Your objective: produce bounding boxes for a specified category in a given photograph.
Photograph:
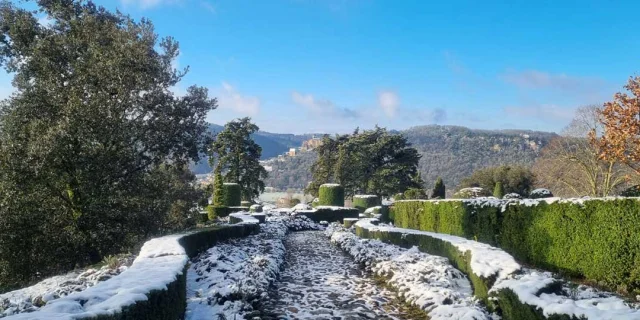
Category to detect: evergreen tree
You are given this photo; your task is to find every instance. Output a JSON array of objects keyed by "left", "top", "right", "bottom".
[
  {"left": 209, "top": 118, "right": 268, "bottom": 201},
  {"left": 432, "top": 177, "right": 446, "bottom": 199},
  {"left": 212, "top": 166, "right": 225, "bottom": 206},
  {"left": 0, "top": 0, "right": 215, "bottom": 290},
  {"left": 494, "top": 181, "right": 505, "bottom": 198}
]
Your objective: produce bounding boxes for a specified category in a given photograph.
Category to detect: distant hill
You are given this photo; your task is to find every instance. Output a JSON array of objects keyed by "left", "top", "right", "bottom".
[
  {"left": 262, "top": 125, "right": 558, "bottom": 191},
  {"left": 189, "top": 124, "right": 314, "bottom": 174}
]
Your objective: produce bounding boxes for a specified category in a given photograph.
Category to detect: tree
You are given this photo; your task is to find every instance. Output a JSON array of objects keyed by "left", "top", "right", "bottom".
[
  {"left": 591, "top": 76, "right": 640, "bottom": 177},
  {"left": 209, "top": 118, "right": 268, "bottom": 201},
  {"left": 0, "top": 0, "right": 215, "bottom": 290},
  {"left": 431, "top": 177, "right": 446, "bottom": 199},
  {"left": 306, "top": 127, "right": 422, "bottom": 198},
  {"left": 534, "top": 106, "right": 630, "bottom": 197},
  {"left": 459, "top": 165, "right": 535, "bottom": 196},
  {"left": 212, "top": 166, "right": 225, "bottom": 206},
  {"left": 493, "top": 181, "right": 504, "bottom": 198}
]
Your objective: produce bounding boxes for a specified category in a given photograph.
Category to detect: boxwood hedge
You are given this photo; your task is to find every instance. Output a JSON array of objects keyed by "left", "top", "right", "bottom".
[
  {"left": 390, "top": 198, "right": 640, "bottom": 295},
  {"left": 297, "top": 207, "right": 359, "bottom": 223},
  {"left": 318, "top": 184, "right": 345, "bottom": 206},
  {"left": 352, "top": 195, "right": 380, "bottom": 212},
  {"left": 222, "top": 183, "right": 241, "bottom": 206}
]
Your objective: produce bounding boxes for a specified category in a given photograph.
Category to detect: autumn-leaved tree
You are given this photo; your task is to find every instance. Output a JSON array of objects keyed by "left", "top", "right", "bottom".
[
  {"left": 591, "top": 76, "right": 640, "bottom": 177},
  {"left": 209, "top": 117, "right": 268, "bottom": 201},
  {"left": 534, "top": 106, "right": 629, "bottom": 197}
]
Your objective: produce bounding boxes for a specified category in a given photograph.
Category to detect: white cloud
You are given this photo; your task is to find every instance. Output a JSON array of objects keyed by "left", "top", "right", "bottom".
[
  {"left": 217, "top": 82, "right": 260, "bottom": 116},
  {"left": 378, "top": 91, "right": 399, "bottom": 117},
  {"left": 120, "top": 0, "right": 177, "bottom": 9},
  {"left": 291, "top": 91, "right": 358, "bottom": 118},
  {"left": 504, "top": 104, "right": 575, "bottom": 121}
]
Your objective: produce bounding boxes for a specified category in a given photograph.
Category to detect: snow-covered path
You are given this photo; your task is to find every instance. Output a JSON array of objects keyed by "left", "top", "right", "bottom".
[{"left": 260, "top": 231, "right": 411, "bottom": 320}]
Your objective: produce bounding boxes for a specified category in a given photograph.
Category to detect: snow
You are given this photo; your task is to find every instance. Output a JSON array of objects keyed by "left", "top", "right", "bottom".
[
  {"left": 326, "top": 224, "right": 490, "bottom": 319},
  {"left": 353, "top": 194, "right": 378, "bottom": 199},
  {"left": 356, "top": 219, "right": 520, "bottom": 279},
  {"left": 491, "top": 270, "right": 640, "bottom": 320},
  {"left": 229, "top": 212, "right": 259, "bottom": 224},
  {"left": 186, "top": 220, "right": 288, "bottom": 319},
  {"left": 4, "top": 234, "right": 190, "bottom": 320},
  {"left": 320, "top": 183, "right": 341, "bottom": 187},
  {"left": 291, "top": 203, "right": 312, "bottom": 211},
  {"left": 315, "top": 205, "right": 353, "bottom": 211},
  {"left": 530, "top": 188, "right": 553, "bottom": 198},
  {"left": 364, "top": 206, "right": 382, "bottom": 214}
]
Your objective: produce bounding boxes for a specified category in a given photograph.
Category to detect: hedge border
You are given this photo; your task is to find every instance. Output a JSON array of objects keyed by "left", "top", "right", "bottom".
[
  {"left": 297, "top": 207, "right": 359, "bottom": 223},
  {"left": 355, "top": 223, "right": 579, "bottom": 320},
  {"left": 318, "top": 184, "right": 345, "bottom": 206},
  {"left": 352, "top": 195, "right": 380, "bottom": 212}
]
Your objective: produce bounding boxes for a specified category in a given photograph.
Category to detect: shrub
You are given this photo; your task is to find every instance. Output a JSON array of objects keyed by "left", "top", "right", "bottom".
[
  {"left": 431, "top": 177, "right": 446, "bottom": 199},
  {"left": 452, "top": 187, "right": 490, "bottom": 199},
  {"left": 503, "top": 193, "right": 522, "bottom": 199},
  {"left": 493, "top": 181, "right": 504, "bottom": 198},
  {"left": 394, "top": 193, "right": 405, "bottom": 200},
  {"left": 290, "top": 198, "right": 301, "bottom": 207},
  {"left": 390, "top": 198, "right": 640, "bottom": 296},
  {"left": 207, "top": 205, "right": 230, "bottom": 220},
  {"left": 222, "top": 183, "right": 241, "bottom": 206},
  {"left": 249, "top": 204, "right": 263, "bottom": 213},
  {"left": 403, "top": 188, "right": 428, "bottom": 200},
  {"left": 620, "top": 185, "right": 640, "bottom": 197},
  {"left": 529, "top": 188, "right": 553, "bottom": 199},
  {"left": 352, "top": 195, "right": 381, "bottom": 212},
  {"left": 318, "top": 184, "right": 345, "bottom": 206}
]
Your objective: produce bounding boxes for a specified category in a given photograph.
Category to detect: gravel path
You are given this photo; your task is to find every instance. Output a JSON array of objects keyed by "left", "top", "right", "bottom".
[{"left": 260, "top": 231, "right": 411, "bottom": 320}]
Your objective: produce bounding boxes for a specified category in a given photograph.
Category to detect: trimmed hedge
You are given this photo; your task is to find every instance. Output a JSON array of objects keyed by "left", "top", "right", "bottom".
[
  {"left": 207, "top": 205, "right": 230, "bottom": 220},
  {"left": 222, "top": 183, "right": 241, "bottom": 206},
  {"left": 355, "top": 223, "right": 580, "bottom": 320},
  {"left": 352, "top": 195, "right": 380, "bottom": 212},
  {"left": 297, "top": 207, "right": 358, "bottom": 223},
  {"left": 391, "top": 198, "right": 640, "bottom": 295},
  {"left": 318, "top": 184, "right": 345, "bottom": 206}
]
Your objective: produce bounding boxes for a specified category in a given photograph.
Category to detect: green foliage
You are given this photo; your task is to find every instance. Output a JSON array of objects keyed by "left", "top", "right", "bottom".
[
  {"left": 208, "top": 206, "right": 230, "bottom": 220},
  {"left": 209, "top": 118, "right": 268, "bottom": 201},
  {"left": 213, "top": 167, "right": 225, "bottom": 206},
  {"left": 459, "top": 165, "right": 535, "bottom": 196},
  {"left": 431, "top": 177, "right": 446, "bottom": 199},
  {"left": 394, "top": 193, "right": 405, "bottom": 200},
  {"left": 403, "top": 188, "right": 428, "bottom": 200},
  {"left": 452, "top": 187, "right": 491, "bottom": 199},
  {"left": 290, "top": 198, "right": 301, "bottom": 206},
  {"left": 222, "top": 183, "right": 241, "bottom": 206},
  {"left": 318, "top": 184, "right": 345, "bottom": 206},
  {"left": 494, "top": 181, "right": 505, "bottom": 198},
  {"left": 0, "top": 1, "right": 215, "bottom": 290},
  {"left": 299, "top": 207, "right": 359, "bottom": 223},
  {"left": 306, "top": 127, "right": 422, "bottom": 197},
  {"left": 390, "top": 199, "right": 640, "bottom": 296},
  {"left": 352, "top": 195, "right": 381, "bottom": 212},
  {"left": 620, "top": 185, "right": 640, "bottom": 197},
  {"left": 249, "top": 205, "right": 263, "bottom": 213}
]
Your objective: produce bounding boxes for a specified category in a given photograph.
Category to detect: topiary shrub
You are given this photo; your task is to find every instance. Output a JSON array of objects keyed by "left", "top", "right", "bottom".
[
  {"left": 431, "top": 177, "right": 446, "bottom": 199},
  {"left": 529, "top": 188, "right": 553, "bottom": 199},
  {"left": 290, "top": 198, "right": 301, "bottom": 207},
  {"left": 394, "top": 193, "right": 405, "bottom": 200},
  {"left": 352, "top": 195, "right": 381, "bottom": 212},
  {"left": 298, "top": 206, "right": 358, "bottom": 223},
  {"left": 403, "top": 188, "right": 428, "bottom": 200},
  {"left": 222, "top": 183, "right": 241, "bottom": 206},
  {"left": 493, "top": 181, "right": 504, "bottom": 199},
  {"left": 452, "top": 187, "right": 490, "bottom": 199},
  {"left": 208, "top": 205, "right": 230, "bottom": 220},
  {"left": 318, "top": 184, "right": 345, "bottom": 206},
  {"left": 503, "top": 193, "right": 522, "bottom": 199}
]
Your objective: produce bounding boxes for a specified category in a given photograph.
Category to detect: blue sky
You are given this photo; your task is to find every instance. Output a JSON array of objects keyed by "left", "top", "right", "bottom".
[{"left": 3, "top": 0, "right": 639, "bottom": 134}]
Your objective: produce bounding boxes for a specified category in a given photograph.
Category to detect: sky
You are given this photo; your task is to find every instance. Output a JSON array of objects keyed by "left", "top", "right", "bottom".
[{"left": 2, "top": 0, "right": 639, "bottom": 134}]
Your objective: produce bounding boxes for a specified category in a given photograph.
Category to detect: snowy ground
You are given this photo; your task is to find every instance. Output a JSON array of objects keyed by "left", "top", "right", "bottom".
[
  {"left": 0, "top": 255, "right": 134, "bottom": 318},
  {"left": 260, "top": 230, "right": 414, "bottom": 320},
  {"left": 327, "top": 224, "right": 490, "bottom": 320}
]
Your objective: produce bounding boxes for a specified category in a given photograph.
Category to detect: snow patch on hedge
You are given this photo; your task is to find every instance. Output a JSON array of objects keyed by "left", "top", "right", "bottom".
[{"left": 326, "top": 224, "right": 490, "bottom": 320}]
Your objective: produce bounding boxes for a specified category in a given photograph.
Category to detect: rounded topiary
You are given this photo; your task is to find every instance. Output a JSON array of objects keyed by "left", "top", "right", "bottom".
[
  {"left": 222, "top": 183, "right": 241, "bottom": 206},
  {"left": 529, "top": 188, "right": 554, "bottom": 199},
  {"left": 352, "top": 195, "right": 380, "bottom": 212},
  {"left": 503, "top": 193, "right": 522, "bottom": 199},
  {"left": 452, "top": 187, "right": 490, "bottom": 199},
  {"left": 403, "top": 188, "right": 428, "bottom": 200},
  {"left": 318, "top": 183, "right": 344, "bottom": 206}
]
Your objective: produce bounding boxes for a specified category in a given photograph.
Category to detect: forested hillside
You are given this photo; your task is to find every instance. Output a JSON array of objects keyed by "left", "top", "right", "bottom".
[{"left": 263, "top": 125, "right": 557, "bottom": 191}]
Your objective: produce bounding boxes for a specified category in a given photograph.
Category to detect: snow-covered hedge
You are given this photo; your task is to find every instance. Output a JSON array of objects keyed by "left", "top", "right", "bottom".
[
  {"left": 352, "top": 194, "right": 380, "bottom": 212},
  {"left": 390, "top": 197, "right": 640, "bottom": 297},
  {"left": 327, "top": 224, "right": 490, "bottom": 319},
  {"left": 355, "top": 219, "right": 640, "bottom": 320},
  {"left": 318, "top": 183, "right": 345, "bottom": 206},
  {"left": 295, "top": 206, "right": 359, "bottom": 223},
  {"left": 3, "top": 224, "right": 258, "bottom": 320}
]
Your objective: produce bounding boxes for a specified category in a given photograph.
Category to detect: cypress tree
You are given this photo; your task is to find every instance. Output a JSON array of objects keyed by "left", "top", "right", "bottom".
[
  {"left": 432, "top": 177, "right": 446, "bottom": 199},
  {"left": 494, "top": 181, "right": 505, "bottom": 199},
  {"left": 213, "top": 166, "right": 225, "bottom": 206}
]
